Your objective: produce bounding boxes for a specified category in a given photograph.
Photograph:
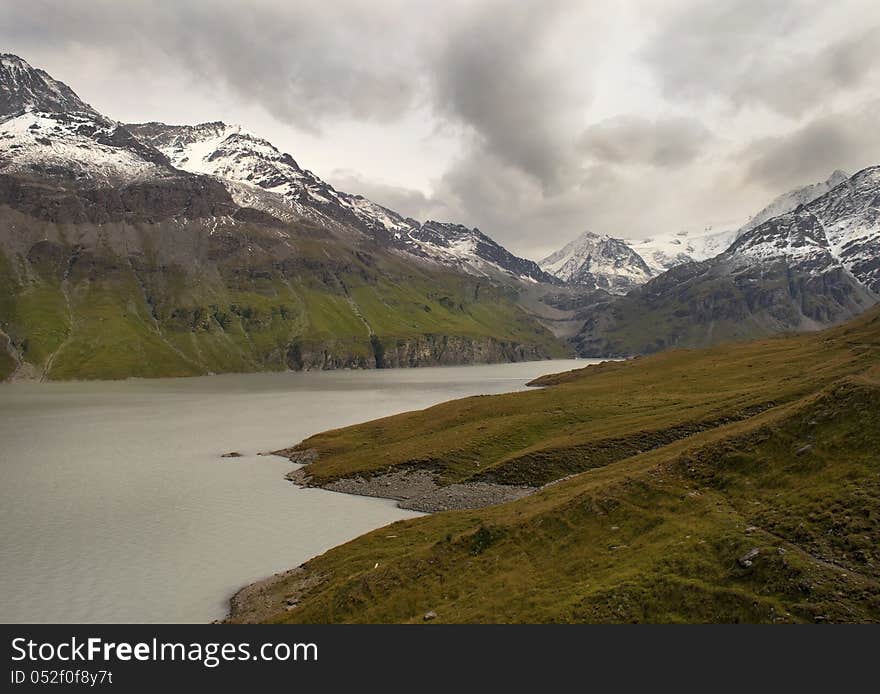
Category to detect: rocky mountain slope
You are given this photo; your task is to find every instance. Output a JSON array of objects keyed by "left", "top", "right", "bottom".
[
  {"left": 538, "top": 231, "right": 653, "bottom": 294},
  {"left": 0, "top": 54, "right": 568, "bottom": 381},
  {"left": 229, "top": 305, "right": 880, "bottom": 623},
  {"left": 126, "top": 121, "right": 554, "bottom": 284},
  {"left": 572, "top": 167, "right": 880, "bottom": 356},
  {"left": 0, "top": 53, "right": 100, "bottom": 117}
]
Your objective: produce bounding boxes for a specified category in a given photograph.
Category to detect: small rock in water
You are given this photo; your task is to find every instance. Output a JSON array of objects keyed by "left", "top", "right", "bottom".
[
  {"left": 738, "top": 548, "right": 760, "bottom": 568},
  {"left": 221, "top": 451, "right": 243, "bottom": 458},
  {"left": 423, "top": 611, "right": 437, "bottom": 621}
]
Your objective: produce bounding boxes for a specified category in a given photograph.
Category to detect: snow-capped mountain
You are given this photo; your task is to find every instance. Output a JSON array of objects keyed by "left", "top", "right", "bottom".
[
  {"left": 0, "top": 53, "right": 568, "bottom": 381},
  {"left": 729, "top": 166, "right": 880, "bottom": 292},
  {"left": 542, "top": 171, "right": 852, "bottom": 290},
  {"left": 126, "top": 120, "right": 553, "bottom": 283},
  {"left": 0, "top": 53, "right": 99, "bottom": 117},
  {"left": 0, "top": 53, "right": 549, "bottom": 285},
  {"left": 736, "top": 169, "right": 850, "bottom": 236},
  {"left": 0, "top": 54, "right": 176, "bottom": 186},
  {"left": 572, "top": 167, "right": 880, "bottom": 357},
  {"left": 621, "top": 170, "right": 852, "bottom": 274},
  {"left": 0, "top": 110, "right": 176, "bottom": 186},
  {"left": 539, "top": 231, "right": 654, "bottom": 293},
  {"left": 410, "top": 221, "right": 554, "bottom": 281}
]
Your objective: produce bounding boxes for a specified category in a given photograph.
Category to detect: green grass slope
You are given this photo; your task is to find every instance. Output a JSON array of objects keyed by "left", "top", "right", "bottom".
[
  {"left": 290, "top": 307, "right": 880, "bottom": 487},
  {"left": 239, "top": 307, "right": 880, "bottom": 623}
]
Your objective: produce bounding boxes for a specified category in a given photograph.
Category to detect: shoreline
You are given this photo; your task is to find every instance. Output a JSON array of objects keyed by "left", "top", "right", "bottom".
[
  {"left": 2, "top": 355, "right": 589, "bottom": 386},
  {"left": 218, "top": 359, "right": 598, "bottom": 623},
  {"left": 222, "top": 448, "right": 541, "bottom": 623}
]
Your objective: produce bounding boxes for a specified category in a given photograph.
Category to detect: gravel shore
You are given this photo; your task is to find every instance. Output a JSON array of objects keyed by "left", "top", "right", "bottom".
[
  {"left": 224, "top": 567, "right": 324, "bottom": 624},
  {"left": 225, "top": 448, "right": 537, "bottom": 621},
  {"left": 286, "top": 464, "right": 535, "bottom": 512}
]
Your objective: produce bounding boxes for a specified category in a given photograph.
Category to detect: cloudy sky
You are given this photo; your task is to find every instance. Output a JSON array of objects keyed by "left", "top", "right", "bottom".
[{"left": 3, "top": 0, "right": 880, "bottom": 259}]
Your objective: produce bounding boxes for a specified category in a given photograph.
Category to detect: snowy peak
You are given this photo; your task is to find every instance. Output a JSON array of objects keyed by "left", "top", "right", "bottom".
[
  {"left": 0, "top": 53, "right": 98, "bottom": 118},
  {"left": 411, "top": 221, "right": 554, "bottom": 283},
  {"left": 0, "top": 110, "right": 176, "bottom": 186},
  {"left": 128, "top": 120, "right": 409, "bottom": 230},
  {"left": 621, "top": 170, "right": 855, "bottom": 275},
  {"left": 129, "top": 121, "right": 305, "bottom": 184},
  {"left": 540, "top": 231, "right": 654, "bottom": 293},
  {"left": 726, "top": 166, "right": 880, "bottom": 293},
  {"left": 0, "top": 55, "right": 179, "bottom": 186},
  {"left": 737, "top": 169, "right": 850, "bottom": 236},
  {"left": 728, "top": 206, "right": 834, "bottom": 270},
  {"left": 127, "top": 120, "right": 550, "bottom": 283}
]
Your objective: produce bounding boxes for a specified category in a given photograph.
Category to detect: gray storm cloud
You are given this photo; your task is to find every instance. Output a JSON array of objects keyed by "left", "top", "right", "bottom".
[
  {"left": 579, "top": 116, "right": 713, "bottom": 168},
  {"left": 3, "top": 0, "right": 424, "bottom": 130},
  {"left": 428, "top": 0, "right": 593, "bottom": 191},
  {"left": 743, "top": 103, "right": 880, "bottom": 190},
  {"left": 642, "top": 0, "right": 880, "bottom": 117}
]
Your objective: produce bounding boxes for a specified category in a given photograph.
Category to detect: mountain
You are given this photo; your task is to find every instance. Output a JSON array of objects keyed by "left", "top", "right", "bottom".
[
  {"left": 0, "top": 55, "right": 178, "bottom": 189},
  {"left": 126, "top": 121, "right": 554, "bottom": 284},
  {"left": 0, "top": 54, "right": 568, "bottom": 381},
  {"left": 736, "top": 169, "right": 850, "bottom": 236},
  {"left": 571, "top": 167, "right": 880, "bottom": 356},
  {"left": 228, "top": 305, "right": 880, "bottom": 623},
  {"left": 539, "top": 231, "right": 653, "bottom": 293},
  {"left": 621, "top": 170, "right": 851, "bottom": 275},
  {"left": 0, "top": 53, "right": 100, "bottom": 117}
]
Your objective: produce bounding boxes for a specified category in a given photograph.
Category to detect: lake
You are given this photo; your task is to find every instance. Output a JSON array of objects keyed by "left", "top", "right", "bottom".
[{"left": 0, "top": 359, "right": 588, "bottom": 623}]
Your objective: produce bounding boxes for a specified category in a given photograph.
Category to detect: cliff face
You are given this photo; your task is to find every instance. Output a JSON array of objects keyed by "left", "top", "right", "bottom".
[
  {"left": 288, "top": 334, "right": 557, "bottom": 371},
  {"left": 372, "top": 334, "right": 554, "bottom": 369}
]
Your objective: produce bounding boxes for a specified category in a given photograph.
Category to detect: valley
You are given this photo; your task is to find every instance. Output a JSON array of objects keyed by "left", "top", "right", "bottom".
[
  {"left": 2, "top": 53, "right": 878, "bottom": 381},
  {"left": 2, "top": 2, "right": 879, "bottom": 632}
]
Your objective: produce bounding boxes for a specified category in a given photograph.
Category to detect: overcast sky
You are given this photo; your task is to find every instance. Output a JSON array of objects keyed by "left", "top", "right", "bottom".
[{"left": 3, "top": 0, "right": 880, "bottom": 259}]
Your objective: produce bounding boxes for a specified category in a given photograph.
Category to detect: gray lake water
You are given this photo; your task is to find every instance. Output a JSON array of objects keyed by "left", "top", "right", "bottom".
[{"left": 0, "top": 359, "right": 587, "bottom": 623}]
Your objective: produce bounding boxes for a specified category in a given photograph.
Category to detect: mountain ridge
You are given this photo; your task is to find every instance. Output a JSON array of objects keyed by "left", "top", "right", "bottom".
[
  {"left": 570, "top": 166, "right": 880, "bottom": 356},
  {"left": 126, "top": 120, "right": 556, "bottom": 284},
  {"left": 540, "top": 170, "right": 858, "bottom": 286},
  {"left": 2, "top": 51, "right": 879, "bottom": 378}
]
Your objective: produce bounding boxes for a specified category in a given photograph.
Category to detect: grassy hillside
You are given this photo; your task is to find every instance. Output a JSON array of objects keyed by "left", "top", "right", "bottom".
[
  {"left": 288, "top": 307, "right": 879, "bottom": 487},
  {"left": 0, "top": 209, "right": 568, "bottom": 380},
  {"left": 234, "top": 307, "right": 880, "bottom": 623}
]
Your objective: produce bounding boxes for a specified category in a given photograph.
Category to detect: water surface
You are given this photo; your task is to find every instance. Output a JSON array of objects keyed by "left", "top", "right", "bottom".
[{"left": 0, "top": 359, "right": 589, "bottom": 623}]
